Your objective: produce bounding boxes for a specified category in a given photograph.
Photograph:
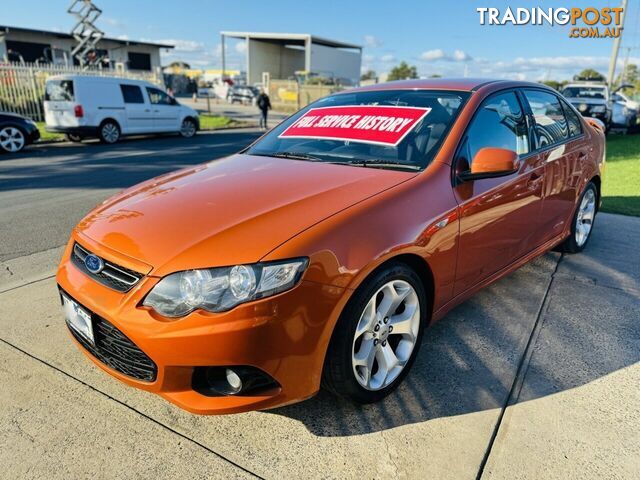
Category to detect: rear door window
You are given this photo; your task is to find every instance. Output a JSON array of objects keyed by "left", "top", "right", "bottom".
[
  {"left": 560, "top": 99, "right": 583, "bottom": 137},
  {"left": 45, "top": 80, "right": 74, "bottom": 101},
  {"left": 523, "top": 90, "right": 569, "bottom": 148},
  {"left": 120, "top": 84, "right": 145, "bottom": 104}
]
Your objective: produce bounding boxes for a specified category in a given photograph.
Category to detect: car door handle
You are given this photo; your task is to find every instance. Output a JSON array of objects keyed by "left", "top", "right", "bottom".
[{"left": 144, "top": 109, "right": 151, "bottom": 112}]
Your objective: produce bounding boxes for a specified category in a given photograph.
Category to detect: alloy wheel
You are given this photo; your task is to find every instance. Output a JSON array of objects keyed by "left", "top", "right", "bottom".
[
  {"left": 575, "top": 187, "right": 596, "bottom": 247},
  {"left": 0, "top": 127, "right": 25, "bottom": 152},
  {"left": 351, "top": 279, "right": 421, "bottom": 391},
  {"left": 101, "top": 123, "right": 119, "bottom": 143},
  {"left": 181, "top": 119, "right": 196, "bottom": 137}
]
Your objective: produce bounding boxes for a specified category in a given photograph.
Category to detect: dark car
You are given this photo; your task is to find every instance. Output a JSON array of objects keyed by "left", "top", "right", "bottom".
[
  {"left": 561, "top": 84, "right": 612, "bottom": 130},
  {"left": 0, "top": 112, "right": 41, "bottom": 153},
  {"left": 227, "top": 85, "right": 259, "bottom": 105}
]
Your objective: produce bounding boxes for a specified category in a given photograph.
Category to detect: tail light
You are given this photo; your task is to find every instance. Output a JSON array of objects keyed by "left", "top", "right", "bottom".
[{"left": 74, "top": 105, "right": 84, "bottom": 118}]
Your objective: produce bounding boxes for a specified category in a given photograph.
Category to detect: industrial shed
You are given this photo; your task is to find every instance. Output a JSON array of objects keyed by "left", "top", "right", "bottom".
[{"left": 220, "top": 31, "right": 362, "bottom": 85}]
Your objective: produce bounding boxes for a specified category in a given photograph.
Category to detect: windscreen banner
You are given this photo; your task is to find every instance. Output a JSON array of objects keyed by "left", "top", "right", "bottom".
[{"left": 278, "top": 105, "right": 431, "bottom": 146}]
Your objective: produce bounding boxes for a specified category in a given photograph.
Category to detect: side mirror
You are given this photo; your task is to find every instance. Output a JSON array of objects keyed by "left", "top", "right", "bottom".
[{"left": 459, "top": 147, "right": 519, "bottom": 181}]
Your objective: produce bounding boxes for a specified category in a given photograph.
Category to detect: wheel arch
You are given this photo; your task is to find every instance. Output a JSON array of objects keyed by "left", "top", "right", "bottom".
[
  {"left": 338, "top": 252, "right": 436, "bottom": 330},
  {"left": 99, "top": 117, "right": 121, "bottom": 131},
  {"left": 183, "top": 115, "right": 200, "bottom": 130}
]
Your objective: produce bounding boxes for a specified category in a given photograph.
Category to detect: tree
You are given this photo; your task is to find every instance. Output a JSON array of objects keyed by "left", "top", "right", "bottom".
[
  {"left": 616, "top": 63, "right": 638, "bottom": 85},
  {"left": 387, "top": 61, "right": 418, "bottom": 81},
  {"left": 429, "top": 74, "right": 442, "bottom": 78},
  {"left": 576, "top": 69, "right": 605, "bottom": 81},
  {"left": 360, "top": 70, "right": 377, "bottom": 81},
  {"left": 541, "top": 80, "right": 568, "bottom": 91}
]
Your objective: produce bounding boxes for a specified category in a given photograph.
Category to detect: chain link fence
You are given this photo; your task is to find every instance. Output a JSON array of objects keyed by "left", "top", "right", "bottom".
[{"left": 0, "top": 63, "right": 163, "bottom": 121}]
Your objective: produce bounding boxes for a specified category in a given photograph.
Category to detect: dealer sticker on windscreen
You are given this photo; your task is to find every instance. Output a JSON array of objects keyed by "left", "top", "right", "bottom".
[{"left": 278, "top": 105, "right": 431, "bottom": 146}]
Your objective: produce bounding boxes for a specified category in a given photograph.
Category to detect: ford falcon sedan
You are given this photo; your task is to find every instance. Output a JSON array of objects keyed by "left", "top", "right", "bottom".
[{"left": 57, "top": 78, "right": 605, "bottom": 414}]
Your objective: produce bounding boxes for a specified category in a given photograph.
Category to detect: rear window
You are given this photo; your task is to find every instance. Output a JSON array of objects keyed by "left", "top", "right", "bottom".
[
  {"left": 246, "top": 89, "right": 469, "bottom": 171},
  {"left": 45, "top": 80, "right": 74, "bottom": 101},
  {"left": 561, "top": 86, "right": 607, "bottom": 100},
  {"left": 523, "top": 90, "right": 569, "bottom": 148},
  {"left": 120, "top": 84, "right": 144, "bottom": 104}
]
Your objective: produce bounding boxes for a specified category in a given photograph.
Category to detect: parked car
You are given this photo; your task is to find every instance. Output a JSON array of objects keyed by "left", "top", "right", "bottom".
[
  {"left": 44, "top": 75, "right": 199, "bottom": 144},
  {"left": 226, "top": 85, "right": 259, "bottom": 105},
  {"left": 561, "top": 83, "right": 612, "bottom": 130},
  {"left": 0, "top": 112, "right": 40, "bottom": 153},
  {"left": 57, "top": 78, "right": 605, "bottom": 414},
  {"left": 611, "top": 97, "right": 638, "bottom": 132},
  {"left": 610, "top": 89, "right": 639, "bottom": 132}
]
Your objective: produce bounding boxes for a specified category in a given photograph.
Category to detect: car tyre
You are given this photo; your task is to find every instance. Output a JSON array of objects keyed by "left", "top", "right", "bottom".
[
  {"left": 99, "top": 120, "right": 120, "bottom": 144},
  {"left": 0, "top": 126, "right": 26, "bottom": 153},
  {"left": 179, "top": 118, "right": 197, "bottom": 138},
  {"left": 323, "top": 262, "right": 427, "bottom": 404},
  {"left": 560, "top": 181, "right": 598, "bottom": 254}
]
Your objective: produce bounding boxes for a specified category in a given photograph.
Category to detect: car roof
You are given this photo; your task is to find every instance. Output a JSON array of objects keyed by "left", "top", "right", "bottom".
[
  {"left": 47, "top": 75, "right": 153, "bottom": 86},
  {"left": 345, "top": 78, "right": 551, "bottom": 93}
]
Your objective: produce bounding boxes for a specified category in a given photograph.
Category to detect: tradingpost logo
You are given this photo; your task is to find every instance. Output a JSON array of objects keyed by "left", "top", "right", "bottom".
[{"left": 477, "top": 6, "right": 624, "bottom": 38}]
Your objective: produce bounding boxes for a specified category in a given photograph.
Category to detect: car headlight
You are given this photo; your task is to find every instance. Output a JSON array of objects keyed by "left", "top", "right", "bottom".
[
  {"left": 143, "top": 258, "right": 308, "bottom": 317},
  {"left": 591, "top": 106, "right": 606, "bottom": 113}
]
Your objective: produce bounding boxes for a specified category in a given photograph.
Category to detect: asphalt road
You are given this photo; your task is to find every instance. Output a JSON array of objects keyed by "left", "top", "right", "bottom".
[
  {"left": 0, "top": 132, "right": 638, "bottom": 479},
  {"left": 0, "top": 129, "right": 262, "bottom": 262}
]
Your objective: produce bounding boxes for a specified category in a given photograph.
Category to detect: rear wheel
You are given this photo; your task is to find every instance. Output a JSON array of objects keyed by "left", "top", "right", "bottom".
[
  {"left": 99, "top": 121, "right": 120, "bottom": 144},
  {"left": 0, "top": 126, "right": 26, "bottom": 153},
  {"left": 560, "top": 181, "right": 598, "bottom": 253},
  {"left": 323, "top": 262, "right": 427, "bottom": 403}
]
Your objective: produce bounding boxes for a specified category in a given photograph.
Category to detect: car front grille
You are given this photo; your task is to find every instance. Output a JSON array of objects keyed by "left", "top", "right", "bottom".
[
  {"left": 65, "top": 296, "right": 157, "bottom": 382},
  {"left": 71, "top": 242, "right": 143, "bottom": 292}
]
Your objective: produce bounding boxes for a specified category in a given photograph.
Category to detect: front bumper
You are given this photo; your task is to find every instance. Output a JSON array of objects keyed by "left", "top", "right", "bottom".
[{"left": 56, "top": 235, "right": 345, "bottom": 414}]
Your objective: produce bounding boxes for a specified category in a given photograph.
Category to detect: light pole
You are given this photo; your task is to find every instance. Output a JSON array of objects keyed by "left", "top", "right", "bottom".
[{"left": 607, "top": 0, "right": 628, "bottom": 87}]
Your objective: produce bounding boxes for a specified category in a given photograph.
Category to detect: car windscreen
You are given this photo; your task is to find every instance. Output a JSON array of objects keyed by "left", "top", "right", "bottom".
[
  {"left": 246, "top": 89, "right": 469, "bottom": 171},
  {"left": 45, "top": 80, "right": 75, "bottom": 102},
  {"left": 562, "top": 87, "right": 606, "bottom": 100}
]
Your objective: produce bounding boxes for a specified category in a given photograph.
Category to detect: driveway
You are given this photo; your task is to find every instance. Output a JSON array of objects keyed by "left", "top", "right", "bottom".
[{"left": 0, "top": 132, "right": 638, "bottom": 479}]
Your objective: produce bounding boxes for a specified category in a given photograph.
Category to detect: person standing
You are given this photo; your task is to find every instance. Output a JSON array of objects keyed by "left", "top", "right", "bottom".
[{"left": 257, "top": 89, "right": 272, "bottom": 130}]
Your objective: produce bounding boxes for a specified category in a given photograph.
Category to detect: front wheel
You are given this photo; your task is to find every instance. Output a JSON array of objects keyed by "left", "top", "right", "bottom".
[
  {"left": 560, "top": 181, "right": 598, "bottom": 253},
  {"left": 323, "top": 262, "right": 427, "bottom": 403},
  {"left": 179, "top": 118, "right": 197, "bottom": 138}
]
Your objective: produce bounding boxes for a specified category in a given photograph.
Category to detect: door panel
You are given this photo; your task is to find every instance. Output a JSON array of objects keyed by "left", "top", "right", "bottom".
[
  {"left": 453, "top": 156, "right": 545, "bottom": 295},
  {"left": 452, "top": 90, "right": 545, "bottom": 296},
  {"left": 120, "top": 84, "right": 152, "bottom": 133},
  {"left": 146, "top": 87, "right": 180, "bottom": 132},
  {"left": 522, "top": 90, "right": 585, "bottom": 242}
]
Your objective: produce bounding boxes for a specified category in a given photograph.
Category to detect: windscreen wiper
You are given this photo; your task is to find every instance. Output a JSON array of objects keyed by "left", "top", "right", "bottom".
[
  {"left": 270, "top": 151, "right": 324, "bottom": 162},
  {"left": 343, "top": 160, "right": 422, "bottom": 171}
]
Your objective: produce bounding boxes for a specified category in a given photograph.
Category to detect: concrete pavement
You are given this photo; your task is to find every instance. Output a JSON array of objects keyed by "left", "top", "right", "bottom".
[{"left": 0, "top": 134, "right": 638, "bottom": 479}]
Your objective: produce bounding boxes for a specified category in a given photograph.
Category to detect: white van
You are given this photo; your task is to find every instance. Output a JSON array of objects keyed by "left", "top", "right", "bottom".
[{"left": 44, "top": 75, "right": 199, "bottom": 144}]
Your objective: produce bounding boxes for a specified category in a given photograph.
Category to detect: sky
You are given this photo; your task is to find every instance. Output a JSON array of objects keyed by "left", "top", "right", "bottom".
[{"left": 3, "top": 0, "right": 640, "bottom": 81}]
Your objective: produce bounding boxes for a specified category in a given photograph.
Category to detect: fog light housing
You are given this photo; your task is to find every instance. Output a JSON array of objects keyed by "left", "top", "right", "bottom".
[{"left": 192, "top": 366, "right": 279, "bottom": 396}]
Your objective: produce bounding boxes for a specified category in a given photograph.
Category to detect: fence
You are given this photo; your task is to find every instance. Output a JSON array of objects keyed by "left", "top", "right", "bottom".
[
  {"left": 268, "top": 79, "right": 344, "bottom": 112},
  {"left": 0, "top": 62, "right": 163, "bottom": 121}
]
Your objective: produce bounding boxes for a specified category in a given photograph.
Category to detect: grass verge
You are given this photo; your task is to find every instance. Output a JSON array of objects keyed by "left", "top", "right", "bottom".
[
  {"left": 601, "top": 134, "right": 640, "bottom": 217},
  {"left": 35, "top": 115, "right": 247, "bottom": 144}
]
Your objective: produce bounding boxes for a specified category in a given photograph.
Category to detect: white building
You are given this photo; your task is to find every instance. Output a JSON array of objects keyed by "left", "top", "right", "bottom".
[
  {"left": 220, "top": 31, "right": 362, "bottom": 85},
  {"left": 0, "top": 25, "right": 173, "bottom": 72}
]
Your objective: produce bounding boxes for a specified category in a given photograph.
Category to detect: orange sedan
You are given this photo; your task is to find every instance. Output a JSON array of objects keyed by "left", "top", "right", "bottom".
[{"left": 57, "top": 79, "right": 605, "bottom": 414}]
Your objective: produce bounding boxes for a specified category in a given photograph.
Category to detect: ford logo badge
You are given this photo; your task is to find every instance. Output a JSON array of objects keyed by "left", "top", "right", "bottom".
[{"left": 84, "top": 254, "right": 104, "bottom": 274}]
